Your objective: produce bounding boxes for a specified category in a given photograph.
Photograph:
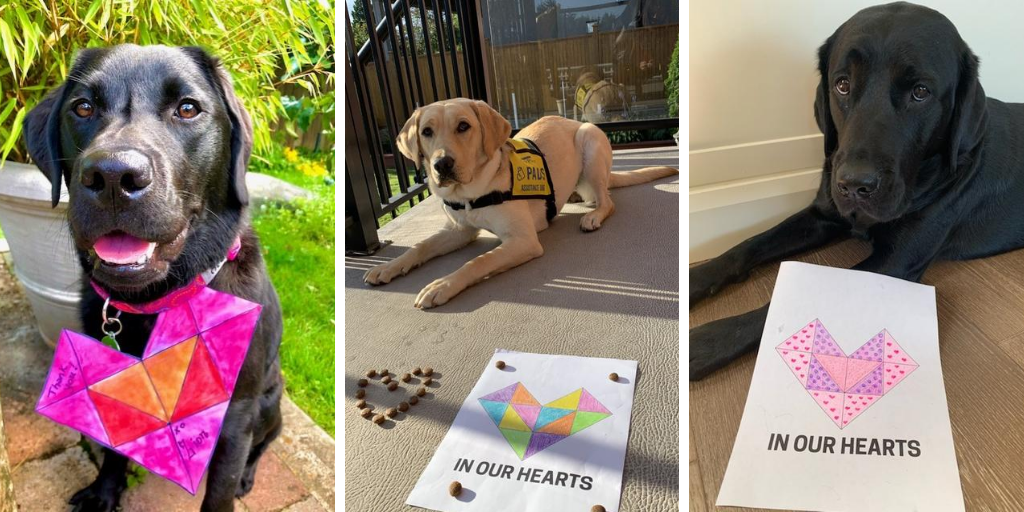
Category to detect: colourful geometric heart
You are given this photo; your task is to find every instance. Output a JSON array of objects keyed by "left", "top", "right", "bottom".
[
  {"left": 777, "top": 319, "right": 918, "bottom": 429},
  {"left": 478, "top": 383, "right": 612, "bottom": 460},
  {"left": 36, "top": 287, "right": 260, "bottom": 494}
]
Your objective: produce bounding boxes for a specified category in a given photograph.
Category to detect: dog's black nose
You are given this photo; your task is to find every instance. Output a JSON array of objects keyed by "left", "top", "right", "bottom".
[
  {"left": 433, "top": 156, "right": 455, "bottom": 176},
  {"left": 837, "top": 171, "right": 880, "bottom": 198},
  {"left": 79, "top": 150, "right": 153, "bottom": 205}
]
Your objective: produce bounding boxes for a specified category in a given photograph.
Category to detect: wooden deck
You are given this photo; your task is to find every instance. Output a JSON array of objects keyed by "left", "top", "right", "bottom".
[{"left": 689, "top": 239, "right": 1024, "bottom": 511}]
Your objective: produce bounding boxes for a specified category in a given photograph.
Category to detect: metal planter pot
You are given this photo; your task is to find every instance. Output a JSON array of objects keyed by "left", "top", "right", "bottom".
[{"left": 0, "top": 162, "right": 82, "bottom": 346}]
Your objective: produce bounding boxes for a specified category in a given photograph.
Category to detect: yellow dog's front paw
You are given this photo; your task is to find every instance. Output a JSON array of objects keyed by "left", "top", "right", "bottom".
[
  {"left": 415, "top": 278, "right": 461, "bottom": 309},
  {"left": 364, "top": 261, "right": 405, "bottom": 285}
]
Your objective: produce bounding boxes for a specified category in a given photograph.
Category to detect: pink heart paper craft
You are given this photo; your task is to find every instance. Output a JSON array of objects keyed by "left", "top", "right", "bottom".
[
  {"left": 35, "top": 286, "right": 261, "bottom": 494},
  {"left": 777, "top": 319, "right": 918, "bottom": 429}
]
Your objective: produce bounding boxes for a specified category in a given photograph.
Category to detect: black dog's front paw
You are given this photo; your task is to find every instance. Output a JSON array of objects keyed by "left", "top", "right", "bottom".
[
  {"left": 69, "top": 480, "right": 124, "bottom": 512},
  {"left": 689, "top": 321, "right": 734, "bottom": 381},
  {"left": 689, "top": 261, "right": 743, "bottom": 309},
  {"left": 689, "top": 267, "right": 717, "bottom": 309},
  {"left": 689, "top": 306, "right": 770, "bottom": 380},
  {"left": 236, "top": 464, "right": 257, "bottom": 498}
]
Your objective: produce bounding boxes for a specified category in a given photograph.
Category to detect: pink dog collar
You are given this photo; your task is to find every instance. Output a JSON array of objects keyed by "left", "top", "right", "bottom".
[{"left": 91, "top": 236, "right": 242, "bottom": 315}]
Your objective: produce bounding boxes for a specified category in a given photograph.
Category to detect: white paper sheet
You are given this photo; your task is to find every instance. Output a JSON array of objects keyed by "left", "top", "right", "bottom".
[
  {"left": 407, "top": 350, "right": 638, "bottom": 512},
  {"left": 716, "top": 262, "right": 964, "bottom": 512}
]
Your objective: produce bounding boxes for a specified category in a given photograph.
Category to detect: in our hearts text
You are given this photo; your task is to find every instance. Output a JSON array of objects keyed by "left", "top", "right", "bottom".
[{"left": 767, "top": 433, "right": 921, "bottom": 457}]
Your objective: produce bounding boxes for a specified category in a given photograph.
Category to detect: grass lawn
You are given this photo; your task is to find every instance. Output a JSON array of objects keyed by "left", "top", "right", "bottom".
[
  {"left": 378, "top": 168, "right": 429, "bottom": 228},
  {"left": 250, "top": 152, "right": 335, "bottom": 436}
]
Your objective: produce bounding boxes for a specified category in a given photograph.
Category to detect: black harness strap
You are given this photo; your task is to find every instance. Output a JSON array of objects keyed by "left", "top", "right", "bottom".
[{"left": 443, "top": 138, "right": 557, "bottom": 222}]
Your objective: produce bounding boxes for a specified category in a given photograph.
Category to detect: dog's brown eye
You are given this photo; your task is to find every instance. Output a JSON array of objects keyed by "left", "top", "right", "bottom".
[
  {"left": 835, "top": 77, "right": 851, "bottom": 95},
  {"left": 912, "top": 85, "right": 930, "bottom": 101},
  {"left": 176, "top": 101, "right": 200, "bottom": 119},
  {"left": 457, "top": 121, "right": 470, "bottom": 133},
  {"left": 73, "top": 100, "right": 94, "bottom": 118},
  {"left": 421, "top": 127, "right": 433, "bottom": 137}
]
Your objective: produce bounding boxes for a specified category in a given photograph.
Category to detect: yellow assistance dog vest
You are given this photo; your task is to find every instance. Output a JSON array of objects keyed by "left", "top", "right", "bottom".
[
  {"left": 574, "top": 80, "right": 614, "bottom": 112},
  {"left": 443, "top": 138, "right": 557, "bottom": 221}
]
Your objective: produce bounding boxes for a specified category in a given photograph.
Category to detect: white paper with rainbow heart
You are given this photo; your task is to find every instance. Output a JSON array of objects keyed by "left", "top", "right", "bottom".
[
  {"left": 717, "top": 261, "right": 964, "bottom": 512},
  {"left": 406, "top": 350, "right": 637, "bottom": 512}
]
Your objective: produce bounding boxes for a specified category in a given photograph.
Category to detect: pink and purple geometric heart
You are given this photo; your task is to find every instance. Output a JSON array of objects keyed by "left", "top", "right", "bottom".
[{"left": 777, "top": 319, "right": 918, "bottom": 428}]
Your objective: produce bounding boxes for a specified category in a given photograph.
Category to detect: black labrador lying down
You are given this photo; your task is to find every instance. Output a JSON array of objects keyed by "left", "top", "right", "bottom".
[
  {"left": 690, "top": 2, "right": 1024, "bottom": 380},
  {"left": 23, "top": 45, "right": 283, "bottom": 511}
]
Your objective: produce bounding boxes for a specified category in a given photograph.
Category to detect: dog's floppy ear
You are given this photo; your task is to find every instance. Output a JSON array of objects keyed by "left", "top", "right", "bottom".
[
  {"left": 24, "top": 48, "right": 104, "bottom": 207},
  {"left": 396, "top": 108, "right": 422, "bottom": 162},
  {"left": 471, "top": 100, "right": 511, "bottom": 157},
  {"left": 212, "top": 63, "right": 253, "bottom": 207},
  {"left": 813, "top": 34, "right": 838, "bottom": 158},
  {"left": 182, "top": 46, "right": 253, "bottom": 207},
  {"left": 946, "top": 48, "right": 987, "bottom": 173},
  {"left": 23, "top": 84, "right": 69, "bottom": 207}
]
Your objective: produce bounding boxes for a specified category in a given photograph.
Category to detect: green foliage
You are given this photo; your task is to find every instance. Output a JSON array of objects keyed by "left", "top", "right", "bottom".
[
  {"left": 250, "top": 148, "right": 335, "bottom": 434},
  {"left": 0, "top": 0, "right": 334, "bottom": 164},
  {"left": 606, "top": 128, "right": 675, "bottom": 144},
  {"left": 607, "top": 130, "right": 642, "bottom": 145},
  {"left": 666, "top": 40, "right": 679, "bottom": 119},
  {"left": 347, "top": 0, "right": 461, "bottom": 56},
  {"left": 126, "top": 464, "right": 149, "bottom": 489},
  {"left": 349, "top": 0, "right": 369, "bottom": 50},
  {"left": 251, "top": 143, "right": 333, "bottom": 189}
]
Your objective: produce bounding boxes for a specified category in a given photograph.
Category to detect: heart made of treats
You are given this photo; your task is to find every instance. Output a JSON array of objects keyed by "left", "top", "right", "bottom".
[
  {"left": 359, "top": 369, "right": 439, "bottom": 424},
  {"left": 35, "top": 287, "right": 261, "bottom": 494},
  {"left": 478, "top": 383, "right": 612, "bottom": 460},
  {"left": 777, "top": 319, "right": 918, "bottom": 429}
]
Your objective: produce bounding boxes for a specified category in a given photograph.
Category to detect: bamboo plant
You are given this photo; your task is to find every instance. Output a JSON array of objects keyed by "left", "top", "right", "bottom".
[{"left": 0, "top": 0, "right": 335, "bottom": 165}]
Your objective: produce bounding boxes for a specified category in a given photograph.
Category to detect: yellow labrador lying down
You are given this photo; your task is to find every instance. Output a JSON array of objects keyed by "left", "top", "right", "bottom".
[{"left": 364, "top": 98, "right": 677, "bottom": 308}]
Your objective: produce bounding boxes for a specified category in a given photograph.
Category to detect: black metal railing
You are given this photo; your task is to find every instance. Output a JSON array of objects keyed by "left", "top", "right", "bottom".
[{"left": 345, "top": 0, "right": 487, "bottom": 254}]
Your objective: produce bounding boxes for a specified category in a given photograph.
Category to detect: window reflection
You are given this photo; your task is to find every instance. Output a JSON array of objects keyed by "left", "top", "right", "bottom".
[{"left": 481, "top": 0, "right": 679, "bottom": 128}]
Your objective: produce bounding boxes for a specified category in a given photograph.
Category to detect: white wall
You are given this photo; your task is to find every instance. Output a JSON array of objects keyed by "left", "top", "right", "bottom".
[{"left": 689, "top": 0, "right": 1024, "bottom": 262}]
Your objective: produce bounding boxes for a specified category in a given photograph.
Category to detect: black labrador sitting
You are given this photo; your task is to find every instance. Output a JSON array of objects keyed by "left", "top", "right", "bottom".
[
  {"left": 23, "top": 45, "right": 284, "bottom": 511},
  {"left": 690, "top": 2, "right": 1024, "bottom": 380}
]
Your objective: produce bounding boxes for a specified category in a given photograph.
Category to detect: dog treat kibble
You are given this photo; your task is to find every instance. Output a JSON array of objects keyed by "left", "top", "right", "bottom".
[
  {"left": 591, "top": 506, "right": 606, "bottom": 512},
  {"left": 360, "top": 408, "right": 372, "bottom": 418},
  {"left": 357, "top": 378, "right": 368, "bottom": 387},
  {"left": 412, "top": 367, "right": 423, "bottom": 375},
  {"left": 382, "top": 375, "right": 392, "bottom": 384},
  {"left": 409, "top": 395, "right": 419, "bottom": 405},
  {"left": 385, "top": 407, "right": 398, "bottom": 418},
  {"left": 373, "top": 414, "right": 385, "bottom": 424},
  {"left": 355, "top": 399, "right": 366, "bottom": 409},
  {"left": 366, "top": 369, "right": 377, "bottom": 378},
  {"left": 423, "top": 377, "right": 433, "bottom": 385},
  {"left": 398, "top": 401, "right": 410, "bottom": 412},
  {"left": 402, "top": 373, "right": 412, "bottom": 382},
  {"left": 448, "top": 481, "right": 462, "bottom": 497},
  {"left": 609, "top": 372, "right": 619, "bottom": 382},
  {"left": 388, "top": 381, "right": 399, "bottom": 391},
  {"left": 380, "top": 369, "right": 389, "bottom": 376},
  {"left": 424, "top": 367, "right": 434, "bottom": 377},
  {"left": 496, "top": 360, "right": 506, "bottom": 369},
  {"left": 355, "top": 389, "right": 365, "bottom": 399},
  {"left": 416, "top": 386, "right": 427, "bottom": 397}
]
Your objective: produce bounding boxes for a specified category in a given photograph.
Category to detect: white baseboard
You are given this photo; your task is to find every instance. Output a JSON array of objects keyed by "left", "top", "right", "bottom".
[
  {"left": 689, "top": 134, "right": 825, "bottom": 263},
  {"left": 690, "top": 133, "right": 824, "bottom": 187}
]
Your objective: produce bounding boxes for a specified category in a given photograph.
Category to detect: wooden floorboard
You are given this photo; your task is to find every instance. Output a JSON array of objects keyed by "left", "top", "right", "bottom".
[
  {"left": 935, "top": 297, "right": 1024, "bottom": 510},
  {"left": 689, "top": 241, "right": 1024, "bottom": 511}
]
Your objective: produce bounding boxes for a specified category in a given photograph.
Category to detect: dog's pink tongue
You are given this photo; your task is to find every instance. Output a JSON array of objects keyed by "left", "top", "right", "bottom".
[{"left": 93, "top": 233, "right": 156, "bottom": 264}]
